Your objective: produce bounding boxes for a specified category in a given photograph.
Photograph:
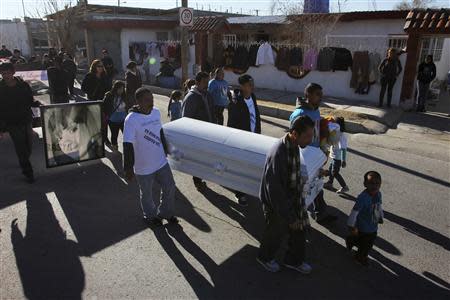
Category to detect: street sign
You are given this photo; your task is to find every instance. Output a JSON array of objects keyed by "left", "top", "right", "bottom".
[{"left": 179, "top": 7, "right": 193, "bottom": 27}]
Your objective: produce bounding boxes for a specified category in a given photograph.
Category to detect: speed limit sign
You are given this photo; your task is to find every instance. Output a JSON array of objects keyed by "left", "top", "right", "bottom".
[{"left": 179, "top": 7, "right": 194, "bottom": 27}]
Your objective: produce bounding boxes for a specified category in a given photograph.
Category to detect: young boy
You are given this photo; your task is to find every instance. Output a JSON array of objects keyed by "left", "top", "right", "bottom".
[
  {"left": 123, "top": 87, "right": 179, "bottom": 227},
  {"left": 324, "top": 117, "right": 349, "bottom": 194},
  {"left": 289, "top": 83, "right": 337, "bottom": 224},
  {"left": 346, "top": 171, "right": 383, "bottom": 266},
  {"left": 167, "top": 90, "right": 182, "bottom": 121}
]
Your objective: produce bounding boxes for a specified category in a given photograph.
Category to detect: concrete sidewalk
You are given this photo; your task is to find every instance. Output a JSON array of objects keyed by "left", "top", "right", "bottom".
[{"left": 145, "top": 84, "right": 403, "bottom": 134}]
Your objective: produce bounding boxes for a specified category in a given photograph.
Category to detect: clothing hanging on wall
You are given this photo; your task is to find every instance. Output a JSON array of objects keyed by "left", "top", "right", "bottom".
[
  {"left": 275, "top": 47, "right": 290, "bottom": 71},
  {"left": 350, "top": 51, "right": 370, "bottom": 93},
  {"left": 289, "top": 47, "right": 303, "bottom": 67},
  {"left": 248, "top": 44, "right": 259, "bottom": 67},
  {"left": 232, "top": 46, "right": 250, "bottom": 72},
  {"left": 223, "top": 46, "right": 235, "bottom": 67},
  {"left": 368, "top": 52, "right": 382, "bottom": 83},
  {"left": 317, "top": 47, "right": 335, "bottom": 71},
  {"left": 303, "top": 48, "right": 318, "bottom": 71},
  {"left": 330, "top": 47, "right": 353, "bottom": 71},
  {"left": 256, "top": 42, "right": 275, "bottom": 66}
]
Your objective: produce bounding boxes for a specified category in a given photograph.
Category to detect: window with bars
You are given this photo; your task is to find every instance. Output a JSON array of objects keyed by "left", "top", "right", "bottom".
[
  {"left": 388, "top": 37, "right": 408, "bottom": 51},
  {"left": 222, "top": 34, "right": 237, "bottom": 47},
  {"left": 420, "top": 37, "right": 444, "bottom": 62}
]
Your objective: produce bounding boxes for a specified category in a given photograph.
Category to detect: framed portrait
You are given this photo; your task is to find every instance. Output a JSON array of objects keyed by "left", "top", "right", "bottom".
[{"left": 40, "top": 101, "right": 105, "bottom": 168}]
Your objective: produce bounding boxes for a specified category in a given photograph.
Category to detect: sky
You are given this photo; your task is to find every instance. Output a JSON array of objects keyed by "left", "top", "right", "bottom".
[{"left": 0, "top": 0, "right": 449, "bottom": 19}]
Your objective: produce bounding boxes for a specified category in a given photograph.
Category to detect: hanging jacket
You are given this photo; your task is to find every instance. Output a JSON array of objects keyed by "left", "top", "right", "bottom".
[
  {"left": 317, "top": 47, "right": 335, "bottom": 71},
  {"left": 248, "top": 44, "right": 259, "bottom": 67},
  {"left": 303, "top": 48, "right": 318, "bottom": 71},
  {"left": 368, "top": 52, "right": 382, "bottom": 83},
  {"left": 275, "top": 47, "right": 290, "bottom": 71},
  {"left": 256, "top": 43, "right": 275, "bottom": 66},
  {"left": 331, "top": 47, "right": 353, "bottom": 71},
  {"left": 350, "top": 51, "right": 370, "bottom": 89},
  {"left": 223, "top": 46, "right": 235, "bottom": 67},
  {"left": 289, "top": 47, "right": 303, "bottom": 67},
  {"left": 232, "top": 46, "right": 250, "bottom": 71}
]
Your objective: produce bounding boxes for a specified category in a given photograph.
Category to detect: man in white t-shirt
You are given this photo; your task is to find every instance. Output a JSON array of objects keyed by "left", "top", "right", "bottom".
[
  {"left": 228, "top": 74, "right": 261, "bottom": 206},
  {"left": 123, "top": 87, "right": 178, "bottom": 227}
]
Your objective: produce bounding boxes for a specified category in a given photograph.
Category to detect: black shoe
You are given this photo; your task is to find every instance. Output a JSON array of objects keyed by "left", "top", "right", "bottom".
[
  {"left": 165, "top": 216, "right": 180, "bottom": 224},
  {"left": 354, "top": 254, "right": 369, "bottom": 267},
  {"left": 317, "top": 214, "right": 338, "bottom": 225},
  {"left": 345, "top": 237, "right": 353, "bottom": 251},
  {"left": 236, "top": 195, "right": 248, "bottom": 207},
  {"left": 25, "top": 174, "right": 35, "bottom": 184},
  {"left": 194, "top": 181, "right": 207, "bottom": 191},
  {"left": 143, "top": 216, "right": 163, "bottom": 227}
]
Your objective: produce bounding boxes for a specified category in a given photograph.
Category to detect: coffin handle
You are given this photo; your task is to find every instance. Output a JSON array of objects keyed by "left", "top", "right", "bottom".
[{"left": 213, "top": 162, "right": 227, "bottom": 176}]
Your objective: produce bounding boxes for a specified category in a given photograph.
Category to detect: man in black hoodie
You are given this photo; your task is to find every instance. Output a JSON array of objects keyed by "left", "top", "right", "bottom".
[
  {"left": 0, "top": 62, "right": 41, "bottom": 183},
  {"left": 417, "top": 55, "right": 437, "bottom": 113},
  {"left": 257, "top": 115, "right": 315, "bottom": 274},
  {"left": 182, "top": 71, "right": 216, "bottom": 190},
  {"left": 47, "top": 56, "right": 69, "bottom": 103},
  {"left": 228, "top": 74, "right": 261, "bottom": 206}
]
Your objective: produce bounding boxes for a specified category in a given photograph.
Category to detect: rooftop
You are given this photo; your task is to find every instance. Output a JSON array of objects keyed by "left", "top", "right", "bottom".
[{"left": 404, "top": 8, "right": 450, "bottom": 33}]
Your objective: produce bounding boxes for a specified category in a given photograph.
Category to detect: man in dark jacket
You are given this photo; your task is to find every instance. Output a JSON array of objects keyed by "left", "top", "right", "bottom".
[
  {"left": 228, "top": 74, "right": 261, "bottom": 206},
  {"left": 0, "top": 45, "right": 12, "bottom": 58},
  {"left": 62, "top": 53, "right": 78, "bottom": 96},
  {"left": 0, "top": 62, "right": 41, "bottom": 183},
  {"left": 416, "top": 55, "right": 437, "bottom": 113},
  {"left": 182, "top": 71, "right": 216, "bottom": 189},
  {"left": 257, "top": 115, "right": 315, "bottom": 274},
  {"left": 47, "top": 56, "right": 69, "bottom": 104},
  {"left": 101, "top": 49, "right": 115, "bottom": 87}
]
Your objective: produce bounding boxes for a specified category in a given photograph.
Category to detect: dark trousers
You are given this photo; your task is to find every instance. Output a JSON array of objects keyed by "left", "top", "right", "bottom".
[
  {"left": 258, "top": 211, "right": 306, "bottom": 265},
  {"left": 346, "top": 232, "right": 377, "bottom": 259},
  {"left": 193, "top": 176, "right": 203, "bottom": 185},
  {"left": 7, "top": 124, "right": 33, "bottom": 176},
  {"left": 417, "top": 81, "right": 430, "bottom": 111},
  {"left": 328, "top": 159, "right": 347, "bottom": 188},
  {"left": 50, "top": 93, "right": 69, "bottom": 104},
  {"left": 379, "top": 77, "right": 396, "bottom": 107},
  {"left": 235, "top": 191, "right": 246, "bottom": 199},
  {"left": 67, "top": 76, "right": 75, "bottom": 95},
  {"left": 313, "top": 190, "right": 328, "bottom": 219},
  {"left": 214, "top": 106, "right": 226, "bottom": 126},
  {"left": 108, "top": 121, "right": 124, "bottom": 146}
]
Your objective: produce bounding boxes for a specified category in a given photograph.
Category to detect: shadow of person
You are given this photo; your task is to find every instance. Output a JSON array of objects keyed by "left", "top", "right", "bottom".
[
  {"left": 338, "top": 193, "right": 450, "bottom": 251},
  {"left": 174, "top": 188, "right": 211, "bottom": 232},
  {"left": 11, "top": 194, "right": 85, "bottom": 300},
  {"left": 153, "top": 226, "right": 216, "bottom": 299},
  {"left": 198, "top": 186, "right": 265, "bottom": 240}
]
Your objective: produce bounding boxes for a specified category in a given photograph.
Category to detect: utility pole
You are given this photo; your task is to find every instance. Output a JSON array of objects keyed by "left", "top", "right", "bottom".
[
  {"left": 181, "top": 0, "right": 189, "bottom": 86},
  {"left": 21, "top": 0, "right": 26, "bottom": 18}
]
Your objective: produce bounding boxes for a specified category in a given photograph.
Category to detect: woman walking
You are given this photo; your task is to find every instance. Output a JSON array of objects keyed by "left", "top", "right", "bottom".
[{"left": 103, "top": 81, "right": 128, "bottom": 151}]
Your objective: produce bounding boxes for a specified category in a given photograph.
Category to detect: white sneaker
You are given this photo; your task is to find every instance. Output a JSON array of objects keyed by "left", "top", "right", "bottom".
[
  {"left": 284, "top": 262, "right": 312, "bottom": 274},
  {"left": 336, "top": 186, "right": 349, "bottom": 194},
  {"left": 257, "top": 258, "right": 280, "bottom": 273}
]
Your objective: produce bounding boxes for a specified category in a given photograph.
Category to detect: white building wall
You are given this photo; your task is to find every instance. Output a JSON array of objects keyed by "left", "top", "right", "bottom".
[
  {"left": 224, "top": 19, "right": 407, "bottom": 106},
  {"left": 435, "top": 38, "right": 450, "bottom": 81},
  {"left": 0, "top": 21, "right": 31, "bottom": 57}
]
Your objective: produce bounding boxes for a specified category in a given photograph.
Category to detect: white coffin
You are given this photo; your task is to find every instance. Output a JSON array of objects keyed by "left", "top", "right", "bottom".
[
  {"left": 163, "top": 118, "right": 278, "bottom": 197},
  {"left": 300, "top": 146, "right": 327, "bottom": 207}
]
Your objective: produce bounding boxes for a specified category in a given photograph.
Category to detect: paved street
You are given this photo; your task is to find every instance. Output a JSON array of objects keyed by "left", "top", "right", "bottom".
[{"left": 1, "top": 92, "right": 449, "bottom": 299}]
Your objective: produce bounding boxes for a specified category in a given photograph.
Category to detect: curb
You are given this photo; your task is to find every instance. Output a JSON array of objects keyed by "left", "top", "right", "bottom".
[{"left": 258, "top": 104, "right": 388, "bottom": 134}]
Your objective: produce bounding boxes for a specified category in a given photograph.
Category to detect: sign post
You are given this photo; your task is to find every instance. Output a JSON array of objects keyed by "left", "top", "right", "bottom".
[{"left": 180, "top": 1, "right": 192, "bottom": 86}]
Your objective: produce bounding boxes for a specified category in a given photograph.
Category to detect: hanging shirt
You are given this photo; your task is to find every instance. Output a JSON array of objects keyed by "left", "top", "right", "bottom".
[
  {"left": 123, "top": 107, "right": 167, "bottom": 175},
  {"left": 303, "top": 48, "right": 318, "bottom": 71},
  {"left": 244, "top": 96, "right": 257, "bottom": 133},
  {"left": 256, "top": 43, "right": 275, "bottom": 66}
]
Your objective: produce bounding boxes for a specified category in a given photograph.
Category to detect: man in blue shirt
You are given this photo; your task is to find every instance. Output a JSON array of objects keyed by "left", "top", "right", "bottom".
[
  {"left": 290, "top": 83, "right": 337, "bottom": 224},
  {"left": 208, "top": 68, "right": 230, "bottom": 125}
]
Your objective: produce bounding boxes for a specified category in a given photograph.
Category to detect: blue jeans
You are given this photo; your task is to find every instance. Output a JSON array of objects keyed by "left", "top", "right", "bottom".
[
  {"left": 328, "top": 159, "right": 347, "bottom": 188},
  {"left": 136, "top": 163, "right": 176, "bottom": 219}
]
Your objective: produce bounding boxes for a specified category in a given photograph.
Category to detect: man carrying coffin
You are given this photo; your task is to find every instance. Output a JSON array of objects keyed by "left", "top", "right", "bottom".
[
  {"left": 257, "top": 115, "right": 315, "bottom": 274},
  {"left": 227, "top": 74, "right": 261, "bottom": 206},
  {"left": 182, "top": 71, "right": 216, "bottom": 190}
]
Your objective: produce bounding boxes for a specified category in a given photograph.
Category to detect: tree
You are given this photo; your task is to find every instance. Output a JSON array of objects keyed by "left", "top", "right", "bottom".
[{"left": 395, "top": 0, "right": 433, "bottom": 10}]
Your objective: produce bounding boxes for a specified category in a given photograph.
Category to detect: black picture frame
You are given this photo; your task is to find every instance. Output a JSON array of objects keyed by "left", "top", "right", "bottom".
[{"left": 40, "top": 101, "right": 105, "bottom": 168}]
